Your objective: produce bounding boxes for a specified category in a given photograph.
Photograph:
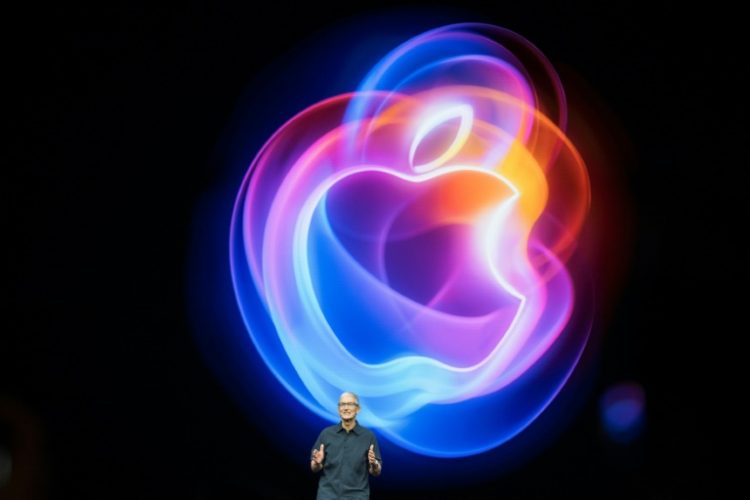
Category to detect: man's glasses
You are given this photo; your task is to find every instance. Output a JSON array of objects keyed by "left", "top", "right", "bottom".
[{"left": 339, "top": 402, "right": 359, "bottom": 408}]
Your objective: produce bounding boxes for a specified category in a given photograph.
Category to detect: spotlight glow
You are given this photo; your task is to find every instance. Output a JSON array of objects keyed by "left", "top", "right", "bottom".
[
  {"left": 230, "top": 23, "right": 592, "bottom": 457},
  {"left": 600, "top": 382, "right": 646, "bottom": 443}
]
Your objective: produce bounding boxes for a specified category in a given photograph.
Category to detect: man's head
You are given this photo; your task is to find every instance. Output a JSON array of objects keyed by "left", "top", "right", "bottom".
[{"left": 338, "top": 391, "right": 360, "bottom": 423}]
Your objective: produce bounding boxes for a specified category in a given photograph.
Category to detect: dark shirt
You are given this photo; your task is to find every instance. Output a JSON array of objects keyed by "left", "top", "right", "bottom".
[{"left": 311, "top": 422, "right": 382, "bottom": 500}]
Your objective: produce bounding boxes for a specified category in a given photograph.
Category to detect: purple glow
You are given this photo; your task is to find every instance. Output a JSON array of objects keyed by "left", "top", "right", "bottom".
[
  {"left": 600, "top": 382, "right": 646, "bottom": 443},
  {"left": 229, "top": 23, "right": 594, "bottom": 457}
]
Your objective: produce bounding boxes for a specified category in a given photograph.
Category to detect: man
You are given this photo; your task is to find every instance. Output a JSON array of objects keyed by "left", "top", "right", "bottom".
[{"left": 310, "top": 392, "right": 382, "bottom": 499}]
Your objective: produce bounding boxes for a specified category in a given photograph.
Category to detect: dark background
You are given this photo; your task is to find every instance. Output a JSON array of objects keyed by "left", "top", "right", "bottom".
[{"left": 6, "top": 2, "right": 739, "bottom": 498}]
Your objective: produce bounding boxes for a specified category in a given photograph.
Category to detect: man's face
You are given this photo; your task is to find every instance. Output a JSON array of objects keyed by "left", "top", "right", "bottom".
[{"left": 338, "top": 394, "right": 360, "bottom": 422}]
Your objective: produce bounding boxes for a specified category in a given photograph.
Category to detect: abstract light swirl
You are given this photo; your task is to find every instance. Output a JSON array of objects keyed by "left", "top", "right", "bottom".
[{"left": 230, "top": 23, "right": 592, "bottom": 457}]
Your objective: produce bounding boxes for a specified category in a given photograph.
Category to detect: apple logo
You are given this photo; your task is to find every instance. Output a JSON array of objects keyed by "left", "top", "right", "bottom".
[{"left": 228, "top": 24, "right": 593, "bottom": 458}]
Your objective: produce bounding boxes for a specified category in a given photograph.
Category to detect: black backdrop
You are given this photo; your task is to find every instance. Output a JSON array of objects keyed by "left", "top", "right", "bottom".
[{"left": 6, "top": 2, "right": 738, "bottom": 498}]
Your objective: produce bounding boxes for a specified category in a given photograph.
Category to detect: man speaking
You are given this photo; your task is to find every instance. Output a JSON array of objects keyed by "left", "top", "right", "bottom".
[{"left": 310, "top": 392, "right": 382, "bottom": 499}]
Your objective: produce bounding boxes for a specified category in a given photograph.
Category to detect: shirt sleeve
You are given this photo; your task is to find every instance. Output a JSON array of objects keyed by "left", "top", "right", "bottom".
[{"left": 370, "top": 433, "right": 382, "bottom": 464}]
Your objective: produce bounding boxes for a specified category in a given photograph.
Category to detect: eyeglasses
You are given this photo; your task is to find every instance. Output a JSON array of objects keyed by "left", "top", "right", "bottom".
[{"left": 339, "top": 402, "right": 359, "bottom": 408}]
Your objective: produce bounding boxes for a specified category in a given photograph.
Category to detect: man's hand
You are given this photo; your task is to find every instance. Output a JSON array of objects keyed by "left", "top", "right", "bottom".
[
  {"left": 311, "top": 444, "right": 325, "bottom": 472},
  {"left": 368, "top": 444, "right": 381, "bottom": 475}
]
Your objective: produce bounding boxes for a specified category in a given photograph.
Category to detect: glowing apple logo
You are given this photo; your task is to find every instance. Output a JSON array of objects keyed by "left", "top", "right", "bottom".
[{"left": 230, "top": 23, "right": 592, "bottom": 457}]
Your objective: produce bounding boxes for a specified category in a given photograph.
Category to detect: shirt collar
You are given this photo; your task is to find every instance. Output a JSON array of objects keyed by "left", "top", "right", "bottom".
[{"left": 337, "top": 421, "right": 361, "bottom": 434}]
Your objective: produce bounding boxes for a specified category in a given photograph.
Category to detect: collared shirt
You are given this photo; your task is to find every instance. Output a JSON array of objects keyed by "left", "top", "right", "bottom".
[{"left": 311, "top": 422, "right": 382, "bottom": 500}]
